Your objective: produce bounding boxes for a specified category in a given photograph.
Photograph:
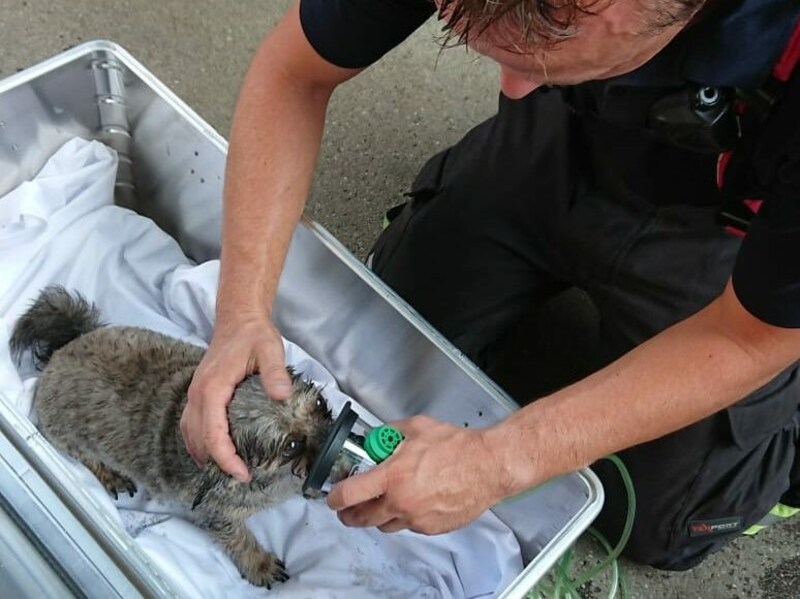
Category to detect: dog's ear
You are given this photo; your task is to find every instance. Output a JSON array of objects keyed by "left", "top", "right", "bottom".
[{"left": 191, "top": 463, "right": 223, "bottom": 511}]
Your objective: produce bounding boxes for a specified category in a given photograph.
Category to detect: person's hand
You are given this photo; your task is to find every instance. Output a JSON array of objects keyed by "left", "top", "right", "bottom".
[
  {"left": 181, "top": 313, "right": 292, "bottom": 482},
  {"left": 327, "top": 416, "right": 511, "bottom": 534}
]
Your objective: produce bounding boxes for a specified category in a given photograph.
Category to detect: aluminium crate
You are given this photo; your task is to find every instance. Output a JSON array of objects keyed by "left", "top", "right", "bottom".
[{"left": 0, "top": 41, "right": 603, "bottom": 599}]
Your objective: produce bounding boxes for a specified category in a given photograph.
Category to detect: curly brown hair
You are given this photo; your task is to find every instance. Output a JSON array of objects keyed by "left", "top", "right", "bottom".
[{"left": 436, "top": 0, "right": 707, "bottom": 48}]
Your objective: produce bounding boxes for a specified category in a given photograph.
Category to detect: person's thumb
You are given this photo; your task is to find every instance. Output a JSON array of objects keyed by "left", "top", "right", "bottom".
[{"left": 259, "top": 357, "right": 293, "bottom": 400}]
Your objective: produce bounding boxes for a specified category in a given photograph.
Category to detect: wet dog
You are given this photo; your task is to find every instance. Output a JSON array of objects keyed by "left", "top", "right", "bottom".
[{"left": 10, "top": 285, "right": 332, "bottom": 588}]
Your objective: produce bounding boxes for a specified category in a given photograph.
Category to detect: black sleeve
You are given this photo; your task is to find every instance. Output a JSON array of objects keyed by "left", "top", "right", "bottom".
[
  {"left": 733, "top": 188, "right": 800, "bottom": 327},
  {"left": 731, "top": 69, "right": 800, "bottom": 327},
  {"left": 299, "top": 0, "right": 435, "bottom": 69}
]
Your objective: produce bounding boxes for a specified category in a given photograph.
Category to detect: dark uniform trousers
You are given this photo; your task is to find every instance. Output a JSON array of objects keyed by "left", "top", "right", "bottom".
[{"left": 368, "top": 88, "right": 800, "bottom": 570}]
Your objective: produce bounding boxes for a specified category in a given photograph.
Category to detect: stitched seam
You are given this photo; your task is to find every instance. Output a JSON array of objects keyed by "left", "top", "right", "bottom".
[
  {"left": 665, "top": 443, "right": 719, "bottom": 551},
  {"left": 607, "top": 212, "right": 659, "bottom": 283}
]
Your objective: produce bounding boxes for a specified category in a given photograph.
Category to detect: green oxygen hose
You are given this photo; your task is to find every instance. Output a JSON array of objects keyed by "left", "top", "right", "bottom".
[{"left": 528, "top": 454, "right": 636, "bottom": 599}]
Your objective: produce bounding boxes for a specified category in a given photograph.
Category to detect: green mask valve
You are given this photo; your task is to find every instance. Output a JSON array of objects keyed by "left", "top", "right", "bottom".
[{"left": 363, "top": 425, "right": 404, "bottom": 463}]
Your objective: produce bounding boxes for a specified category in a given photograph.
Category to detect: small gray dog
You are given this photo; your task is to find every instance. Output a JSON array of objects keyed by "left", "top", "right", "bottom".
[{"left": 10, "top": 285, "right": 333, "bottom": 588}]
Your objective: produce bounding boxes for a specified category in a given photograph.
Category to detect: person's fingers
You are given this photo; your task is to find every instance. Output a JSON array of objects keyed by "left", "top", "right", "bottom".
[
  {"left": 327, "top": 465, "right": 389, "bottom": 511},
  {"left": 201, "top": 389, "right": 251, "bottom": 482},
  {"left": 337, "top": 496, "right": 395, "bottom": 529},
  {"left": 185, "top": 369, "right": 229, "bottom": 465},
  {"left": 179, "top": 407, "right": 205, "bottom": 467},
  {"left": 389, "top": 414, "right": 436, "bottom": 437},
  {"left": 206, "top": 431, "right": 250, "bottom": 482},
  {"left": 377, "top": 519, "right": 407, "bottom": 534}
]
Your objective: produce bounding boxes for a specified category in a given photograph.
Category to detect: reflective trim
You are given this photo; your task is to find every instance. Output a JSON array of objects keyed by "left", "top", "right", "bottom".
[
  {"left": 742, "top": 502, "right": 799, "bottom": 535},
  {"left": 770, "top": 503, "right": 800, "bottom": 519}
]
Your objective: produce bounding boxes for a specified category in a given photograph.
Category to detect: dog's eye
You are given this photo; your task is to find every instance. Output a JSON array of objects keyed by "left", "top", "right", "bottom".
[
  {"left": 282, "top": 437, "right": 305, "bottom": 459},
  {"left": 316, "top": 396, "right": 324, "bottom": 409}
]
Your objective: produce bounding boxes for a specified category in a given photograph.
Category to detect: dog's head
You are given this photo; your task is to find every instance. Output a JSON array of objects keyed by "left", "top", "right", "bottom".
[{"left": 192, "top": 368, "right": 333, "bottom": 510}]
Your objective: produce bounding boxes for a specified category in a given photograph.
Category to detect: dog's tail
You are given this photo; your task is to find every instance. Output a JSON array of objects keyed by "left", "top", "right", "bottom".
[{"left": 10, "top": 285, "right": 104, "bottom": 369}]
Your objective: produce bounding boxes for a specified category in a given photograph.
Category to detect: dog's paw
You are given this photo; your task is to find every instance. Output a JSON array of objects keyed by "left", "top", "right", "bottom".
[
  {"left": 302, "top": 487, "right": 324, "bottom": 500},
  {"left": 88, "top": 462, "right": 138, "bottom": 500},
  {"left": 240, "top": 551, "right": 290, "bottom": 589},
  {"left": 103, "top": 474, "right": 138, "bottom": 500}
]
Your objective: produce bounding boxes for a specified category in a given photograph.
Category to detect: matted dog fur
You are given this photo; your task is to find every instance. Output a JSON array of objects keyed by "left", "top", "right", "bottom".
[{"left": 10, "top": 285, "right": 333, "bottom": 588}]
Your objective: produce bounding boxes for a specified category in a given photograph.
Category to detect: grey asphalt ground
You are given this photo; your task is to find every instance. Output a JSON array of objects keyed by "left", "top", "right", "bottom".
[{"left": 1, "top": 1, "right": 798, "bottom": 597}]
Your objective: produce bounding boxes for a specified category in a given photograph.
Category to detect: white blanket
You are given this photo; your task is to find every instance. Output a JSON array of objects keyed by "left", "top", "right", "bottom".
[{"left": 0, "top": 138, "right": 523, "bottom": 599}]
